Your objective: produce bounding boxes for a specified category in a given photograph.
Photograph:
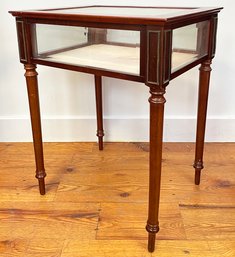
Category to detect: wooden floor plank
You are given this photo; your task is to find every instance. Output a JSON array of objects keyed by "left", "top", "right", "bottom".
[
  {"left": 0, "top": 202, "right": 99, "bottom": 240},
  {"left": 61, "top": 240, "right": 235, "bottom": 257},
  {"left": 0, "top": 238, "right": 29, "bottom": 257},
  {"left": 26, "top": 238, "right": 65, "bottom": 257},
  {"left": 207, "top": 241, "right": 235, "bottom": 256},
  {"left": 61, "top": 240, "right": 150, "bottom": 257},
  {"left": 180, "top": 204, "right": 235, "bottom": 240},
  {"left": 0, "top": 142, "right": 234, "bottom": 257},
  {"left": 97, "top": 202, "right": 186, "bottom": 240}
]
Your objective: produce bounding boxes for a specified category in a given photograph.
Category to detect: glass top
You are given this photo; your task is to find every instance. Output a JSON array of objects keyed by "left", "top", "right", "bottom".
[
  {"left": 42, "top": 6, "right": 194, "bottom": 18},
  {"left": 10, "top": 6, "right": 222, "bottom": 24}
]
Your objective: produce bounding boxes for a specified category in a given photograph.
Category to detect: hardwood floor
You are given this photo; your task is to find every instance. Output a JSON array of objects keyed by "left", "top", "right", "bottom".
[{"left": 0, "top": 142, "right": 235, "bottom": 256}]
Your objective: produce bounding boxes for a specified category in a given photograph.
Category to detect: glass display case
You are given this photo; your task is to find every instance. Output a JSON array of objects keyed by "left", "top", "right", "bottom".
[
  {"left": 33, "top": 25, "right": 140, "bottom": 75},
  {"left": 10, "top": 5, "right": 222, "bottom": 254},
  {"left": 12, "top": 6, "right": 220, "bottom": 81},
  {"left": 32, "top": 19, "right": 209, "bottom": 75}
]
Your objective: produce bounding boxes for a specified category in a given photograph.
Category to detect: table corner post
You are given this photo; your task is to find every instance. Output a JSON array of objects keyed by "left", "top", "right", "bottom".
[
  {"left": 145, "top": 25, "right": 171, "bottom": 252},
  {"left": 17, "top": 20, "right": 47, "bottom": 195}
]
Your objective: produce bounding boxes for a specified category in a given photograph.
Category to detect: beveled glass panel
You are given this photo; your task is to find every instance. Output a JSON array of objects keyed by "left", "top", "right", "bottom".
[
  {"left": 33, "top": 24, "right": 140, "bottom": 75},
  {"left": 172, "top": 20, "right": 209, "bottom": 72}
]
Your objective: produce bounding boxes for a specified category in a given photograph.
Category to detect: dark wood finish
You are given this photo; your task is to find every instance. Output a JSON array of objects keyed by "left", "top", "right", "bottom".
[
  {"left": 10, "top": 5, "right": 222, "bottom": 253},
  {"left": 196, "top": 21, "right": 209, "bottom": 56},
  {"left": 146, "top": 27, "right": 172, "bottom": 86},
  {"left": 140, "top": 28, "right": 147, "bottom": 77},
  {"left": 24, "top": 18, "right": 143, "bottom": 31},
  {"left": 194, "top": 60, "right": 212, "bottom": 185},
  {"left": 146, "top": 85, "right": 166, "bottom": 252},
  {"left": 94, "top": 75, "right": 104, "bottom": 150},
  {"left": 16, "top": 20, "right": 27, "bottom": 62},
  {"left": 147, "top": 30, "right": 161, "bottom": 84},
  {"left": 24, "top": 64, "right": 46, "bottom": 195},
  {"left": 193, "top": 14, "right": 218, "bottom": 185},
  {"left": 209, "top": 16, "right": 218, "bottom": 59},
  {"left": 162, "top": 30, "right": 172, "bottom": 84}
]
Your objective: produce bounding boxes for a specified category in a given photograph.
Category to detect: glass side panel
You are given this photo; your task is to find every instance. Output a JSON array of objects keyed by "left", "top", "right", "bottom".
[
  {"left": 33, "top": 24, "right": 140, "bottom": 75},
  {"left": 172, "top": 20, "right": 209, "bottom": 72}
]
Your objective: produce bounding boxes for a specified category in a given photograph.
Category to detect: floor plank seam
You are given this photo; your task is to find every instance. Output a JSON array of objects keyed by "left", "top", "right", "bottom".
[{"left": 95, "top": 202, "right": 102, "bottom": 240}]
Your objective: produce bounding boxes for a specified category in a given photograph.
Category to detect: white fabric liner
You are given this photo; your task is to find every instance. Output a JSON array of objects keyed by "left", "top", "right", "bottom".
[{"left": 45, "top": 44, "right": 197, "bottom": 75}]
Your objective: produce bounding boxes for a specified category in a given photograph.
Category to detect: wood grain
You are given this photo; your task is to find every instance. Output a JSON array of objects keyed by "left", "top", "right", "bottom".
[
  {"left": 0, "top": 142, "right": 235, "bottom": 256},
  {"left": 60, "top": 240, "right": 235, "bottom": 257},
  {"left": 97, "top": 202, "right": 186, "bottom": 240}
]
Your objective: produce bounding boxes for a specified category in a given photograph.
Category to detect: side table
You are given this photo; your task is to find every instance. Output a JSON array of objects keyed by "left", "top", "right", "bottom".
[{"left": 10, "top": 5, "right": 222, "bottom": 252}]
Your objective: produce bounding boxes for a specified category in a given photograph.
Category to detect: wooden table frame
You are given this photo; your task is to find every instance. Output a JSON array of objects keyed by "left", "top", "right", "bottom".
[{"left": 10, "top": 6, "right": 222, "bottom": 253}]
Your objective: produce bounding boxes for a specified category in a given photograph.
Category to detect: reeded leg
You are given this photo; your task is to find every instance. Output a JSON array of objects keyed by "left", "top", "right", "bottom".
[
  {"left": 94, "top": 75, "right": 104, "bottom": 150},
  {"left": 194, "top": 60, "right": 212, "bottom": 185},
  {"left": 146, "top": 86, "right": 166, "bottom": 252},
  {"left": 24, "top": 64, "right": 46, "bottom": 195}
]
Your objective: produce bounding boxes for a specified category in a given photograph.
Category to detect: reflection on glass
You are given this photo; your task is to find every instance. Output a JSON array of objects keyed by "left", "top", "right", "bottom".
[
  {"left": 172, "top": 21, "right": 209, "bottom": 71},
  {"left": 33, "top": 24, "right": 140, "bottom": 75}
]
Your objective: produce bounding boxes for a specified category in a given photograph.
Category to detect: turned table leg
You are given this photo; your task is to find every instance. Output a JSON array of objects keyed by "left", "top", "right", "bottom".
[
  {"left": 194, "top": 60, "right": 212, "bottom": 185},
  {"left": 25, "top": 64, "right": 46, "bottom": 195},
  {"left": 94, "top": 75, "right": 104, "bottom": 150},
  {"left": 146, "top": 86, "right": 166, "bottom": 252}
]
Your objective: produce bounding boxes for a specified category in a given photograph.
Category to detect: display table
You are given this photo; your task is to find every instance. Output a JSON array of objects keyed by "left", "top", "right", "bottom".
[{"left": 10, "top": 5, "right": 222, "bottom": 252}]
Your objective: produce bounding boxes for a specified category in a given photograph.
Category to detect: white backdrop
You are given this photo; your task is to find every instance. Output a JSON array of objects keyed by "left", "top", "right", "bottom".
[{"left": 0, "top": 0, "right": 234, "bottom": 142}]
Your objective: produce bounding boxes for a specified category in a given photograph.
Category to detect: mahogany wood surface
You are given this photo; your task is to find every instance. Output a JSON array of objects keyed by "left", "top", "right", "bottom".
[{"left": 9, "top": 5, "right": 222, "bottom": 253}]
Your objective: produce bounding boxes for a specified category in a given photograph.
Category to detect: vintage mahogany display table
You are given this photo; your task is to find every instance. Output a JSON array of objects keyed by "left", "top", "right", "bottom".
[{"left": 10, "top": 6, "right": 222, "bottom": 252}]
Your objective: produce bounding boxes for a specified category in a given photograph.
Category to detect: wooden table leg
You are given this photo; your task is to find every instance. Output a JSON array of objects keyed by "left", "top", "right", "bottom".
[
  {"left": 194, "top": 59, "right": 212, "bottom": 185},
  {"left": 146, "top": 86, "right": 166, "bottom": 252},
  {"left": 24, "top": 64, "right": 46, "bottom": 195},
  {"left": 95, "top": 75, "right": 104, "bottom": 150}
]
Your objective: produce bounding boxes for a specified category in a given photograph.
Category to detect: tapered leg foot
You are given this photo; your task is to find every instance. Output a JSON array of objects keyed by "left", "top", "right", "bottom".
[
  {"left": 194, "top": 170, "right": 201, "bottom": 185},
  {"left": 97, "top": 136, "right": 104, "bottom": 151},
  {"left": 95, "top": 75, "right": 104, "bottom": 150},
  {"left": 38, "top": 178, "right": 46, "bottom": 195},
  {"left": 36, "top": 171, "right": 46, "bottom": 195},
  {"left": 146, "top": 223, "right": 159, "bottom": 252},
  {"left": 193, "top": 160, "right": 203, "bottom": 185},
  {"left": 148, "top": 233, "right": 156, "bottom": 252}
]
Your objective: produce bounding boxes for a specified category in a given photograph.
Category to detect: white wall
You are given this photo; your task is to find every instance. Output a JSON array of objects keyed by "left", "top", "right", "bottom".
[{"left": 0, "top": 0, "right": 234, "bottom": 142}]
